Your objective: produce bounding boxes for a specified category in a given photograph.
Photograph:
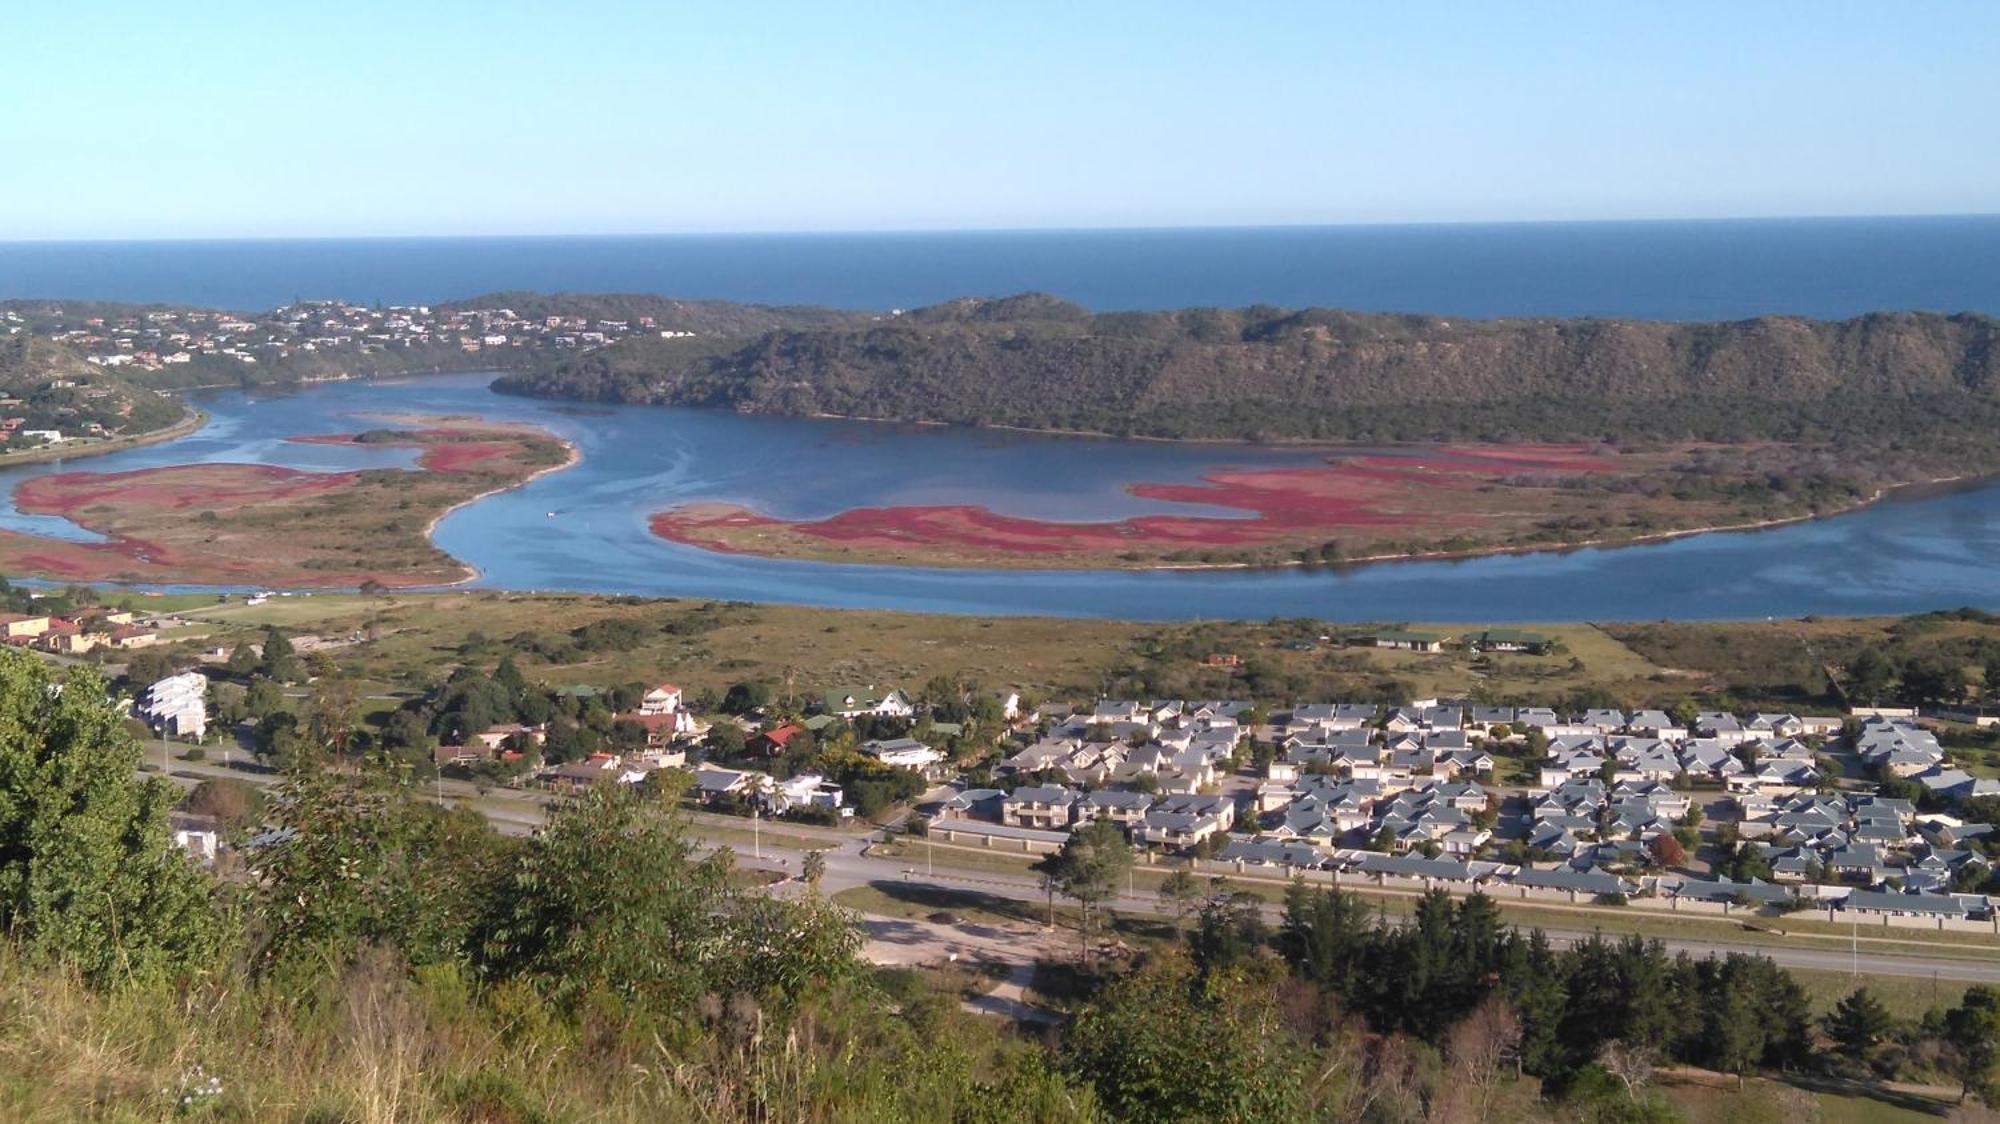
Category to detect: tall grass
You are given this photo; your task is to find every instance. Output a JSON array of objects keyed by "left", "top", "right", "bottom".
[{"left": 0, "top": 945, "right": 1067, "bottom": 1123}]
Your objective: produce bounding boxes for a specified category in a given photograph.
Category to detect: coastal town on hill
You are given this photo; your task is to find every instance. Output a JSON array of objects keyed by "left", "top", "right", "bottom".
[{"left": 5, "top": 298, "right": 663, "bottom": 376}]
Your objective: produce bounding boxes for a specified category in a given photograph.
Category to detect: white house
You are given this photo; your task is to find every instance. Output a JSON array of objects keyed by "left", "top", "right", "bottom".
[{"left": 639, "top": 683, "right": 683, "bottom": 716}]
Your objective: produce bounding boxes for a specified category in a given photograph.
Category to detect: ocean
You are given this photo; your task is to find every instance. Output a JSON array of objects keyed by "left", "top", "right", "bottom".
[{"left": 2, "top": 215, "right": 1998, "bottom": 319}]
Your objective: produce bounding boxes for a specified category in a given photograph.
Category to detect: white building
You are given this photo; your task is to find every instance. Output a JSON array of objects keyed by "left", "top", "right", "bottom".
[
  {"left": 138, "top": 671, "right": 207, "bottom": 741},
  {"left": 639, "top": 683, "right": 683, "bottom": 716}
]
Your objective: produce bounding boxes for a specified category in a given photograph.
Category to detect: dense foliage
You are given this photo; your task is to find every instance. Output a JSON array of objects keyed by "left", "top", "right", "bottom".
[
  {"left": 0, "top": 658, "right": 226, "bottom": 985},
  {"left": 498, "top": 296, "right": 2000, "bottom": 455}
]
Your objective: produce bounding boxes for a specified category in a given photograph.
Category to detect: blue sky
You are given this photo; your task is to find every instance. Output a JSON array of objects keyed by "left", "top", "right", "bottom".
[{"left": 3, "top": 2, "right": 1994, "bottom": 239}]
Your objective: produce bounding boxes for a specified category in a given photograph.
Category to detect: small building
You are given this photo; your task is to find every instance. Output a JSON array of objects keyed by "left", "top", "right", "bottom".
[
  {"left": 750, "top": 724, "right": 808, "bottom": 757},
  {"left": 1369, "top": 630, "right": 1446, "bottom": 653},
  {"left": 861, "top": 737, "right": 944, "bottom": 772},
  {"left": 0, "top": 613, "right": 52, "bottom": 641},
  {"left": 1473, "top": 629, "right": 1553, "bottom": 654}
]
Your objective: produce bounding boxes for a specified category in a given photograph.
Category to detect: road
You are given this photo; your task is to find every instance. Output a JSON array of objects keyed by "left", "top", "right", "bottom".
[
  {"left": 153, "top": 757, "right": 2000, "bottom": 984},
  {"left": 801, "top": 837, "right": 2000, "bottom": 984}
]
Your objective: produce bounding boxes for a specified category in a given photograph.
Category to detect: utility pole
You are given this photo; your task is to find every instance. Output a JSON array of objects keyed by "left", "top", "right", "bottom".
[{"left": 752, "top": 802, "right": 762, "bottom": 861}]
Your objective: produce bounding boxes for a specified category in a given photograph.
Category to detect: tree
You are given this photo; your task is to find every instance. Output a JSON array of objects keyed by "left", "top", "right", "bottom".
[
  {"left": 243, "top": 676, "right": 285, "bottom": 720},
  {"left": 1669, "top": 699, "right": 1701, "bottom": 731},
  {"left": 1189, "top": 891, "right": 1268, "bottom": 981},
  {"left": 1646, "top": 833, "right": 1686, "bottom": 870},
  {"left": 1158, "top": 867, "right": 1201, "bottom": 933},
  {"left": 721, "top": 681, "right": 771, "bottom": 715},
  {"left": 1598, "top": 1040, "right": 1657, "bottom": 1100},
  {"left": 225, "top": 641, "right": 260, "bottom": 676},
  {"left": 1720, "top": 840, "right": 1773, "bottom": 882},
  {"left": 1944, "top": 986, "right": 2000, "bottom": 1104},
  {"left": 181, "top": 777, "right": 265, "bottom": 832},
  {"left": 1044, "top": 819, "right": 1132, "bottom": 963},
  {"left": 306, "top": 675, "right": 359, "bottom": 761},
  {"left": 1825, "top": 987, "right": 1895, "bottom": 1063},
  {"left": 705, "top": 722, "right": 747, "bottom": 759},
  {"left": 1444, "top": 997, "right": 1523, "bottom": 1122},
  {"left": 259, "top": 626, "right": 302, "bottom": 683},
  {"left": 802, "top": 848, "right": 827, "bottom": 892},
  {"left": 123, "top": 649, "right": 176, "bottom": 687},
  {"left": 477, "top": 785, "right": 856, "bottom": 1018},
  {"left": 1899, "top": 655, "right": 1971, "bottom": 709},
  {"left": 0, "top": 653, "right": 226, "bottom": 987},
  {"left": 1062, "top": 952, "right": 1305, "bottom": 1123},
  {"left": 1847, "top": 648, "right": 1895, "bottom": 706},
  {"left": 251, "top": 767, "right": 512, "bottom": 975}
]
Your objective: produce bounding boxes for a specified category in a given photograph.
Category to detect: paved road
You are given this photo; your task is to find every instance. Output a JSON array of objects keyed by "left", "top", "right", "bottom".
[
  {"left": 153, "top": 757, "right": 2000, "bottom": 984},
  {"left": 805, "top": 838, "right": 2000, "bottom": 985}
]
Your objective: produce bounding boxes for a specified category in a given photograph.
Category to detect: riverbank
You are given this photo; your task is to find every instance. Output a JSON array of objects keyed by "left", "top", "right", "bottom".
[{"left": 0, "top": 402, "right": 208, "bottom": 468}]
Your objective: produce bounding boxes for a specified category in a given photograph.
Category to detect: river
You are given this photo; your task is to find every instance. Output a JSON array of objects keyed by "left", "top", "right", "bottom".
[{"left": 1, "top": 372, "right": 1996, "bottom": 621}]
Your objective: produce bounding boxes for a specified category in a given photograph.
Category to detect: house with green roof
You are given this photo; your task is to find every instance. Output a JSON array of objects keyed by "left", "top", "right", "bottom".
[
  {"left": 820, "top": 685, "right": 915, "bottom": 720},
  {"left": 1367, "top": 630, "right": 1447, "bottom": 653},
  {"left": 1473, "top": 628, "right": 1553, "bottom": 654}
]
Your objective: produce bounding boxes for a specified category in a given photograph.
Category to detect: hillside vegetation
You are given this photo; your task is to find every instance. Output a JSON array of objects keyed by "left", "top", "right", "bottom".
[
  {"left": 497, "top": 296, "right": 2000, "bottom": 451},
  {"left": 0, "top": 333, "right": 186, "bottom": 441}
]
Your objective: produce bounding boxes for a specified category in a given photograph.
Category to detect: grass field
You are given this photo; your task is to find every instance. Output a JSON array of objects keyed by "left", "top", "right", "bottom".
[{"left": 127, "top": 588, "right": 1956, "bottom": 718}]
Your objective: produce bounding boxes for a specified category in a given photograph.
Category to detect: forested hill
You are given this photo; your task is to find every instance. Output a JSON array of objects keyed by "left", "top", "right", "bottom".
[{"left": 494, "top": 296, "right": 2000, "bottom": 444}]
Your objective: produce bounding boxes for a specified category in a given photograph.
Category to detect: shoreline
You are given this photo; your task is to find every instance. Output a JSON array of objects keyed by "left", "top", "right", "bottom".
[
  {"left": 0, "top": 403, "right": 209, "bottom": 469},
  {"left": 428, "top": 437, "right": 584, "bottom": 586}
]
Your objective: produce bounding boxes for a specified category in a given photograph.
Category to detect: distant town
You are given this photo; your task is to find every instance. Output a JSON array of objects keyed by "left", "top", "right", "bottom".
[{"left": 5, "top": 299, "right": 672, "bottom": 377}]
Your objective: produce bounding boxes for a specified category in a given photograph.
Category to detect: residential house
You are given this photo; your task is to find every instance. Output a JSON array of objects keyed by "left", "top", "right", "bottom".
[
  {"left": 1003, "top": 785, "right": 1078, "bottom": 829},
  {"left": 861, "top": 737, "right": 945, "bottom": 772},
  {"left": 1369, "top": 630, "right": 1446, "bottom": 653},
  {"left": 823, "top": 685, "right": 915, "bottom": 720},
  {"left": 639, "top": 683, "right": 683, "bottom": 715},
  {"left": 1136, "top": 793, "right": 1236, "bottom": 850},
  {"left": 1075, "top": 789, "right": 1154, "bottom": 831}
]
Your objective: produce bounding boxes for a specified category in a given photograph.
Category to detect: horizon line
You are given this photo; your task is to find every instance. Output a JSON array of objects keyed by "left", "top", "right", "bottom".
[{"left": 3, "top": 210, "right": 1997, "bottom": 247}]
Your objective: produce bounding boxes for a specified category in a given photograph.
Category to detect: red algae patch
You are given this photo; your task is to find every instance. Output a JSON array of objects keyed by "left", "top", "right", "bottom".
[
  {"left": 18, "top": 464, "right": 358, "bottom": 515},
  {"left": 0, "top": 422, "right": 577, "bottom": 588},
  {"left": 647, "top": 443, "right": 1639, "bottom": 567}
]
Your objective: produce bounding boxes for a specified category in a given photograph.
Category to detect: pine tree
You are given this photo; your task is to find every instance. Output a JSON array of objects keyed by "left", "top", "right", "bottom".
[{"left": 1825, "top": 987, "right": 1894, "bottom": 1061}]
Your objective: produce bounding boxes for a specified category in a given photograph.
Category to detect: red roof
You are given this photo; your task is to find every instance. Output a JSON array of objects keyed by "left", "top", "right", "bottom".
[
  {"left": 755, "top": 724, "right": 805, "bottom": 749},
  {"left": 615, "top": 711, "right": 678, "bottom": 731}
]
